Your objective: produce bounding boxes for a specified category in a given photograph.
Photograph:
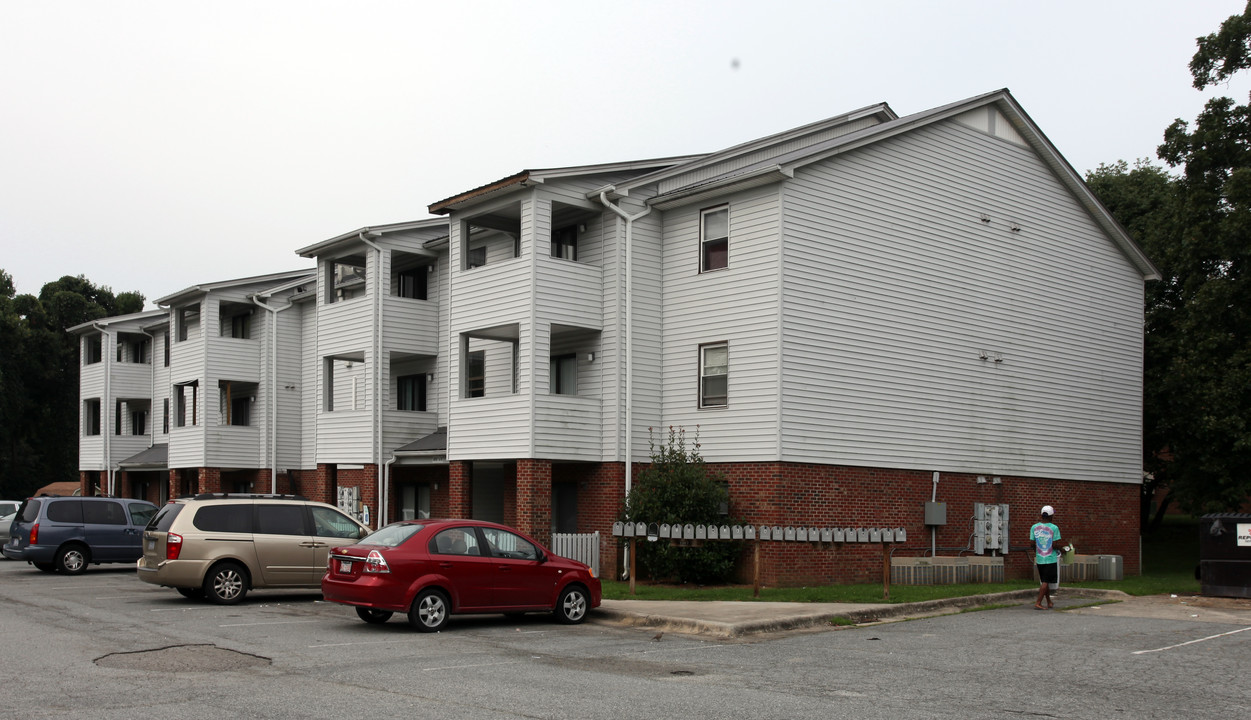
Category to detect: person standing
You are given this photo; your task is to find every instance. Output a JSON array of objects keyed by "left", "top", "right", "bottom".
[{"left": 1030, "top": 505, "right": 1062, "bottom": 610}]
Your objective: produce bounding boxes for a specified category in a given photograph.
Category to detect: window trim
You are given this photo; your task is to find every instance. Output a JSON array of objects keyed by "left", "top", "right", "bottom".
[
  {"left": 699, "top": 205, "right": 729, "bottom": 273},
  {"left": 698, "top": 342, "right": 729, "bottom": 409}
]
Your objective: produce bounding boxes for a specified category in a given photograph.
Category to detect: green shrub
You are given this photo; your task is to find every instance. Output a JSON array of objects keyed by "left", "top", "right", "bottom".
[{"left": 622, "top": 426, "right": 740, "bottom": 584}]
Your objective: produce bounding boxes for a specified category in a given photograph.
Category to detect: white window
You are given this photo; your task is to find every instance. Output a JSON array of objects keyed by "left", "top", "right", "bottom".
[
  {"left": 700, "top": 206, "right": 729, "bottom": 272},
  {"left": 700, "top": 343, "right": 728, "bottom": 408}
]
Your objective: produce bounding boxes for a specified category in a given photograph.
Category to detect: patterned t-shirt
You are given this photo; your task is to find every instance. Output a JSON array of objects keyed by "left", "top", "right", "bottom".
[{"left": 1030, "top": 522, "right": 1061, "bottom": 565}]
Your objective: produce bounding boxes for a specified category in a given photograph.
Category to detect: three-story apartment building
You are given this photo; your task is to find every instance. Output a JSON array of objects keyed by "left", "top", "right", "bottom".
[{"left": 76, "top": 90, "right": 1158, "bottom": 585}]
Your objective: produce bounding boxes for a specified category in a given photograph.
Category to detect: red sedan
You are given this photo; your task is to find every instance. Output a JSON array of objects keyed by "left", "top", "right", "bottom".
[{"left": 321, "top": 519, "right": 601, "bottom": 631}]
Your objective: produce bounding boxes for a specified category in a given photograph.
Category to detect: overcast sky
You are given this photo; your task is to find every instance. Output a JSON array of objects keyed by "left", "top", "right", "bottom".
[{"left": 2, "top": 0, "right": 1248, "bottom": 305}]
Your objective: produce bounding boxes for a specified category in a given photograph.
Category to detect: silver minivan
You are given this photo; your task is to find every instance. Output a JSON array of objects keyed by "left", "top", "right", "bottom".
[{"left": 138, "top": 493, "right": 369, "bottom": 604}]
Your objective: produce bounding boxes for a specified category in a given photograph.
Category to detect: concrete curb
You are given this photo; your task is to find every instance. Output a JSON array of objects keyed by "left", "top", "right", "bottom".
[{"left": 592, "top": 587, "right": 1133, "bottom": 638}]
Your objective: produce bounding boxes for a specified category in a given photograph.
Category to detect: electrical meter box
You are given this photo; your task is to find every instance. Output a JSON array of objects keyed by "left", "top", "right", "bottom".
[{"left": 924, "top": 502, "right": 947, "bottom": 526}]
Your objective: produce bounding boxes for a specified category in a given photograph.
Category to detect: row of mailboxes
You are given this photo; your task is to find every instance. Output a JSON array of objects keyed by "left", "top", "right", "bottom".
[{"left": 611, "top": 522, "right": 907, "bottom": 543}]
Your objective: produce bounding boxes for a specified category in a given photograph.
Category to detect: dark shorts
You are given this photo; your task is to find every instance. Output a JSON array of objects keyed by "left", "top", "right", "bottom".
[{"left": 1037, "top": 562, "right": 1058, "bottom": 584}]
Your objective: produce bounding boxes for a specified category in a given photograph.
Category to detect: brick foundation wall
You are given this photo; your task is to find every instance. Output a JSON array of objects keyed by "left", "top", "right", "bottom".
[
  {"left": 709, "top": 462, "right": 1140, "bottom": 586},
  {"left": 572, "top": 461, "right": 1139, "bottom": 587}
]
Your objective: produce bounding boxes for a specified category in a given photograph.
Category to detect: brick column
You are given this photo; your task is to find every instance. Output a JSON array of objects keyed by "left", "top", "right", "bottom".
[
  {"left": 515, "top": 459, "right": 552, "bottom": 539},
  {"left": 447, "top": 461, "right": 472, "bottom": 518},
  {"left": 198, "top": 467, "right": 222, "bottom": 494}
]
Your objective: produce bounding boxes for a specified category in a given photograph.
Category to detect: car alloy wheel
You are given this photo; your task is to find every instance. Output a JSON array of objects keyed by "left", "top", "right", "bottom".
[
  {"left": 408, "top": 589, "right": 450, "bottom": 632},
  {"left": 555, "top": 585, "right": 589, "bottom": 624},
  {"left": 204, "top": 562, "right": 248, "bottom": 605},
  {"left": 56, "top": 545, "right": 88, "bottom": 575}
]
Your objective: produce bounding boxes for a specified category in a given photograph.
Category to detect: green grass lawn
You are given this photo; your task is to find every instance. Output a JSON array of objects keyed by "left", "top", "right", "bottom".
[{"left": 601, "top": 518, "right": 1202, "bottom": 604}]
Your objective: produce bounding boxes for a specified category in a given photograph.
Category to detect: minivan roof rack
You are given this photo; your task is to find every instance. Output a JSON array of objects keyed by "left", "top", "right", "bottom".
[{"left": 191, "top": 493, "right": 309, "bottom": 501}]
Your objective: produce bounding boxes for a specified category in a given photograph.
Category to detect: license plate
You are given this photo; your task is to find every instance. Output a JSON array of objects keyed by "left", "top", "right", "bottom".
[{"left": 339, "top": 560, "right": 353, "bottom": 573}]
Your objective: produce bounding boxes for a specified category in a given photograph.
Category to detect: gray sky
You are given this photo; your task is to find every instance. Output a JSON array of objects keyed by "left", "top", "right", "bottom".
[{"left": 2, "top": 0, "right": 1247, "bottom": 304}]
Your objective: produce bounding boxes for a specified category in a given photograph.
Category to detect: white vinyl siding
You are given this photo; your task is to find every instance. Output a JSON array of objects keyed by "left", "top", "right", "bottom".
[
  {"left": 779, "top": 119, "right": 1144, "bottom": 483},
  {"left": 659, "top": 187, "right": 782, "bottom": 460}
]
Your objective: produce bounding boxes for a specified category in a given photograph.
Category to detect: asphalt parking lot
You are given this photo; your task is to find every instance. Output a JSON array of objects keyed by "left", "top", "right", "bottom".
[{"left": 1, "top": 559, "right": 1247, "bottom": 719}]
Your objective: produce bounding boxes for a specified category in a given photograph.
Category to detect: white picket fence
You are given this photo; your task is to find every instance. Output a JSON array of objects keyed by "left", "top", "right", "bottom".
[{"left": 550, "top": 531, "right": 600, "bottom": 577}]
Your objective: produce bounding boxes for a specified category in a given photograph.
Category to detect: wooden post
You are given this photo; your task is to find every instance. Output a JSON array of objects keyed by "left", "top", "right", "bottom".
[
  {"left": 753, "top": 540, "right": 761, "bottom": 598},
  {"left": 629, "top": 537, "right": 637, "bottom": 596},
  {"left": 882, "top": 543, "right": 891, "bottom": 600}
]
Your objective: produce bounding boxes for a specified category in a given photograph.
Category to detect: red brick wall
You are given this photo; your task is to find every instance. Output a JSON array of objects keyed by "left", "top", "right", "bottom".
[
  {"left": 706, "top": 462, "right": 1140, "bottom": 585},
  {"left": 514, "top": 459, "right": 552, "bottom": 540},
  {"left": 447, "top": 461, "right": 472, "bottom": 518},
  {"left": 566, "top": 461, "right": 1139, "bottom": 587}
]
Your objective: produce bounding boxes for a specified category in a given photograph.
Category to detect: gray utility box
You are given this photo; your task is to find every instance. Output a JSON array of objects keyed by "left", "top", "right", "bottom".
[
  {"left": 1198, "top": 514, "right": 1251, "bottom": 599},
  {"left": 924, "top": 502, "right": 947, "bottom": 526},
  {"left": 1097, "top": 555, "right": 1124, "bottom": 581}
]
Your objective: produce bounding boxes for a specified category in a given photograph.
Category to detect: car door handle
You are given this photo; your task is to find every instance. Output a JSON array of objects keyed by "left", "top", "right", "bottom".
[
  {"left": 497, "top": 566, "right": 511, "bottom": 572},
  {"left": 439, "top": 562, "right": 454, "bottom": 569}
]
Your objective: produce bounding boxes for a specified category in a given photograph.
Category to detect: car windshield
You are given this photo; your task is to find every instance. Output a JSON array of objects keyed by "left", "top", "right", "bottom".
[{"left": 359, "top": 523, "right": 424, "bottom": 548}]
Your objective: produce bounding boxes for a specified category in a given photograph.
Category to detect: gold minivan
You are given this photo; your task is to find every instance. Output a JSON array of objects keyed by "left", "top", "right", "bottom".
[{"left": 138, "top": 494, "right": 369, "bottom": 604}]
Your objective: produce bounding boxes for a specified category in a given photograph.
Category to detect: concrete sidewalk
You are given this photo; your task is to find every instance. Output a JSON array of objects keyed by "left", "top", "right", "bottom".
[{"left": 591, "top": 588, "right": 1246, "bottom": 638}]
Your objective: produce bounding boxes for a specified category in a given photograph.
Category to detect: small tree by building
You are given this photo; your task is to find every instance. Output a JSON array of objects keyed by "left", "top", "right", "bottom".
[{"left": 622, "top": 426, "right": 739, "bottom": 584}]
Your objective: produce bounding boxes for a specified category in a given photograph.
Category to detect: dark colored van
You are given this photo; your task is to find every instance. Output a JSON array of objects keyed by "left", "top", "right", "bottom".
[{"left": 2, "top": 496, "right": 158, "bottom": 574}]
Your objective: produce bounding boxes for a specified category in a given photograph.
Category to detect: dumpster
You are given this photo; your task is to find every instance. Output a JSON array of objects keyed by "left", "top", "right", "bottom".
[{"left": 1197, "top": 513, "right": 1251, "bottom": 599}]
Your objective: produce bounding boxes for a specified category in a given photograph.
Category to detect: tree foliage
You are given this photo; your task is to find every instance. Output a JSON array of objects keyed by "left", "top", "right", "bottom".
[
  {"left": 621, "top": 426, "right": 740, "bottom": 584},
  {"left": 0, "top": 271, "right": 144, "bottom": 500},
  {"left": 1087, "top": 3, "right": 1251, "bottom": 515}
]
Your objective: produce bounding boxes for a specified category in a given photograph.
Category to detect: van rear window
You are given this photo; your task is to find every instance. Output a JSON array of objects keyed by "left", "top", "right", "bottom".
[
  {"left": 18, "top": 500, "right": 42, "bottom": 523},
  {"left": 147, "top": 503, "right": 184, "bottom": 532}
]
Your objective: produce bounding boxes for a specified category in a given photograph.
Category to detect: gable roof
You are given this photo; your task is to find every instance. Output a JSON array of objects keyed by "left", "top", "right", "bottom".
[
  {"left": 426, "top": 157, "right": 704, "bottom": 216},
  {"left": 626, "top": 89, "right": 1159, "bottom": 281},
  {"left": 67, "top": 309, "right": 169, "bottom": 335},
  {"left": 295, "top": 217, "right": 450, "bottom": 258},
  {"left": 155, "top": 269, "right": 316, "bottom": 307}
]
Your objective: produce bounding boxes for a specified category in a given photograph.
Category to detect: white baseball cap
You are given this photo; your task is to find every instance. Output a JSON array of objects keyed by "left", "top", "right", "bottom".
[{"left": 1041, "top": 505, "right": 1054, "bottom": 516}]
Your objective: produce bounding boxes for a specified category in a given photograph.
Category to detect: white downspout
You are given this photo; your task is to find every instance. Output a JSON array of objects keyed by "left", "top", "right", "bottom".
[
  {"left": 93, "top": 323, "right": 113, "bottom": 496},
  {"left": 598, "top": 190, "right": 651, "bottom": 499},
  {"left": 139, "top": 327, "right": 159, "bottom": 497},
  {"left": 252, "top": 294, "right": 295, "bottom": 494},
  {"left": 360, "top": 232, "right": 385, "bottom": 528}
]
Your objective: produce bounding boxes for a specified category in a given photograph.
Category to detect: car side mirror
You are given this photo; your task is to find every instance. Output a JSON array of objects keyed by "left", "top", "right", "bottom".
[
  {"left": 359, "top": 527, "right": 370, "bottom": 540},
  {"left": 537, "top": 550, "right": 548, "bottom": 563}
]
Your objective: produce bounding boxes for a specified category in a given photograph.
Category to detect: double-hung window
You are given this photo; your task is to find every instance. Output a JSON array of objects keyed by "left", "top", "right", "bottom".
[
  {"left": 700, "top": 206, "right": 729, "bottom": 272},
  {"left": 699, "top": 343, "right": 728, "bottom": 408}
]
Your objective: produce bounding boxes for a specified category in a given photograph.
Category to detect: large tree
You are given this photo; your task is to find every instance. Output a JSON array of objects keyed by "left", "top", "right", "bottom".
[
  {"left": 0, "top": 271, "right": 144, "bottom": 500},
  {"left": 1085, "top": 160, "right": 1186, "bottom": 526},
  {"left": 1093, "top": 2, "right": 1251, "bottom": 516}
]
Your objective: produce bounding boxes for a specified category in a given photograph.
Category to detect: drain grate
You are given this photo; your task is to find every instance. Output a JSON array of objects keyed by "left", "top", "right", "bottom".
[{"left": 95, "top": 644, "right": 271, "bottom": 672}]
